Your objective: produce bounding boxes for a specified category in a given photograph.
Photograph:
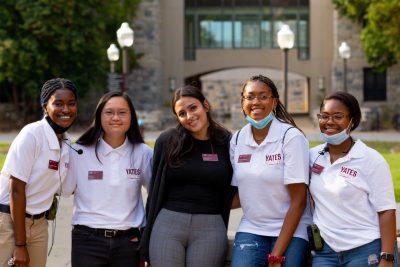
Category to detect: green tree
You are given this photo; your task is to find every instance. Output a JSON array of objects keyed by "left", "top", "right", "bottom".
[
  {"left": 0, "top": 0, "right": 140, "bottom": 124},
  {"left": 333, "top": 0, "right": 400, "bottom": 71}
]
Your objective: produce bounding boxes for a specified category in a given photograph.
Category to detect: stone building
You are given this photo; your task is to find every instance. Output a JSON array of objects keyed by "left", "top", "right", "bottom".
[{"left": 128, "top": 0, "right": 400, "bottom": 130}]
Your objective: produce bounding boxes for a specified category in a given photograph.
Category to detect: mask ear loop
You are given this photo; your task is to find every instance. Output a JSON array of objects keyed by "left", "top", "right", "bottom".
[{"left": 346, "top": 118, "right": 353, "bottom": 134}]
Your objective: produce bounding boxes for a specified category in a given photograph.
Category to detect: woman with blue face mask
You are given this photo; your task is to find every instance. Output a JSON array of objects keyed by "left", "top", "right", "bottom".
[
  {"left": 309, "top": 91, "right": 397, "bottom": 266},
  {"left": 230, "top": 75, "right": 311, "bottom": 267}
]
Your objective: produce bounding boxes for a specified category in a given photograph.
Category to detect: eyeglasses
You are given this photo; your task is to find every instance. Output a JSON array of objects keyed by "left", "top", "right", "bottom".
[
  {"left": 317, "top": 113, "right": 348, "bottom": 123},
  {"left": 242, "top": 94, "right": 274, "bottom": 102},
  {"left": 102, "top": 110, "right": 130, "bottom": 118}
]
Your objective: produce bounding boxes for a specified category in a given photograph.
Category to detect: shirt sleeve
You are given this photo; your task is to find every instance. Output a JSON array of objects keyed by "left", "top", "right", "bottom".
[
  {"left": 283, "top": 133, "right": 309, "bottom": 185},
  {"left": 141, "top": 145, "right": 153, "bottom": 192},
  {"left": 2, "top": 129, "right": 38, "bottom": 183},
  {"left": 366, "top": 156, "right": 396, "bottom": 212},
  {"left": 230, "top": 131, "right": 238, "bottom": 186},
  {"left": 61, "top": 153, "right": 78, "bottom": 196}
]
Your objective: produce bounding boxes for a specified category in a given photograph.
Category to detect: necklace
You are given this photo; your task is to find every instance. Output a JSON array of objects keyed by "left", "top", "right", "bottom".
[{"left": 342, "top": 137, "right": 355, "bottom": 154}]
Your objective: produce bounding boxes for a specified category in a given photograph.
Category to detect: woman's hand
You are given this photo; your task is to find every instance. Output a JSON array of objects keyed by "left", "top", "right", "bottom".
[{"left": 13, "top": 245, "right": 30, "bottom": 267}]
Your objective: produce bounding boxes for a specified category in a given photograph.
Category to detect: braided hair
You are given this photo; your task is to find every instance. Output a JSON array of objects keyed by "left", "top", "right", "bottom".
[
  {"left": 40, "top": 78, "right": 78, "bottom": 107},
  {"left": 241, "top": 74, "right": 300, "bottom": 129}
]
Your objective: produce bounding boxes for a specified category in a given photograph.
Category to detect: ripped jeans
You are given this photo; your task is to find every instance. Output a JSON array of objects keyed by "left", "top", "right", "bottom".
[
  {"left": 312, "top": 238, "right": 398, "bottom": 266},
  {"left": 231, "top": 232, "right": 309, "bottom": 267}
]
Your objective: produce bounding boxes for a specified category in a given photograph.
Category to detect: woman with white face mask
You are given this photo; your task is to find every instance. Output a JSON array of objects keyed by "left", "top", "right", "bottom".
[
  {"left": 230, "top": 75, "right": 311, "bottom": 267},
  {"left": 309, "top": 91, "right": 397, "bottom": 266}
]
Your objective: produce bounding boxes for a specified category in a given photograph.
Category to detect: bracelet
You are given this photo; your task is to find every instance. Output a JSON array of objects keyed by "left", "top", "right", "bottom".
[
  {"left": 15, "top": 243, "right": 26, "bottom": 247},
  {"left": 267, "top": 254, "right": 286, "bottom": 263}
]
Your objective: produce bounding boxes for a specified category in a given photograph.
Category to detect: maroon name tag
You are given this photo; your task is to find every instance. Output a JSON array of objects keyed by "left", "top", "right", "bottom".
[
  {"left": 238, "top": 154, "right": 251, "bottom": 163},
  {"left": 88, "top": 171, "right": 103, "bottom": 180},
  {"left": 48, "top": 160, "right": 59, "bottom": 170},
  {"left": 311, "top": 163, "right": 324, "bottom": 175},
  {"left": 202, "top": 153, "right": 219, "bottom": 161}
]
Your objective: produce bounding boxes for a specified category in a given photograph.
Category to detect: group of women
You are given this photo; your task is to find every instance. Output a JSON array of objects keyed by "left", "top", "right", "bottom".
[{"left": 0, "top": 75, "right": 397, "bottom": 267}]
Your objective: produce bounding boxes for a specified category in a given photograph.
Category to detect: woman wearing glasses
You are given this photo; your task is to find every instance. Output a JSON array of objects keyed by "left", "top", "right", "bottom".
[
  {"left": 309, "top": 91, "right": 397, "bottom": 266},
  {"left": 62, "top": 91, "right": 152, "bottom": 267},
  {"left": 230, "top": 75, "right": 311, "bottom": 267}
]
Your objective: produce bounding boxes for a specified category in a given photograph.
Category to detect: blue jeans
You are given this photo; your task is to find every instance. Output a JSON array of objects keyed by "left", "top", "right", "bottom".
[
  {"left": 312, "top": 238, "right": 398, "bottom": 266},
  {"left": 231, "top": 232, "right": 309, "bottom": 267}
]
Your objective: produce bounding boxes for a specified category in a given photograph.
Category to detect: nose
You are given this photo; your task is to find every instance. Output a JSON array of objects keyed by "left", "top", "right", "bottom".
[{"left": 61, "top": 104, "right": 70, "bottom": 112}]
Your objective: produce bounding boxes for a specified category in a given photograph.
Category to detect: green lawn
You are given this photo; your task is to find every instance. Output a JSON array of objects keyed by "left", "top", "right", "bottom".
[{"left": 1, "top": 141, "right": 399, "bottom": 200}]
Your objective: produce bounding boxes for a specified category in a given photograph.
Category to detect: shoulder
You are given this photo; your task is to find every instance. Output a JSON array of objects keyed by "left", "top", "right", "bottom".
[
  {"left": 355, "top": 140, "right": 386, "bottom": 163},
  {"left": 135, "top": 142, "right": 153, "bottom": 156},
  {"left": 156, "top": 128, "right": 178, "bottom": 144},
  {"left": 277, "top": 121, "right": 306, "bottom": 144}
]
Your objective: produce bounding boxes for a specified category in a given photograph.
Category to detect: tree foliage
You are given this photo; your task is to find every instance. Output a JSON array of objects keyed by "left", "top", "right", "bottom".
[
  {"left": 333, "top": 0, "right": 400, "bottom": 71},
  {"left": 0, "top": 0, "right": 140, "bottom": 122}
]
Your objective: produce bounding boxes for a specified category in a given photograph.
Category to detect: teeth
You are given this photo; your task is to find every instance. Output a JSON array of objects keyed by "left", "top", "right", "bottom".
[{"left": 60, "top": 116, "right": 71, "bottom": 119}]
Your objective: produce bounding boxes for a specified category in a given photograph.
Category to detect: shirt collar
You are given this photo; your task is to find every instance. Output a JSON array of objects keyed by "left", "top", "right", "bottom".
[
  {"left": 98, "top": 137, "right": 130, "bottom": 157},
  {"left": 346, "top": 139, "right": 365, "bottom": 159},
  {"left": 42, "top": 117, "right": 68, "bottom": 150}
]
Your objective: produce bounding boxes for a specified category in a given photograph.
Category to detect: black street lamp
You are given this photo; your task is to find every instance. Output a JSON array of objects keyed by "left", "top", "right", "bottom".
[
  {"left": 277, "top": 24, "right": 294, "bottom": 110},
  {"left": 338, "top": 41, "right": 351, "bottom": 92}
]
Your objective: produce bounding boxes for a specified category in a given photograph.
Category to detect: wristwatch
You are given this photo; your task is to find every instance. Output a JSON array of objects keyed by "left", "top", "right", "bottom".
[{"left": 380, "top": 252, "right": 395, "bottom": 262}]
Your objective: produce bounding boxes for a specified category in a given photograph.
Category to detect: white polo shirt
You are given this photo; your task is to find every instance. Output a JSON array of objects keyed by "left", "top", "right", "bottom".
[
  {"left": 62, "top": 137, "right": 153, "bottom": 230},
  {"left": 230, "top": 119, "right": 312, "bottom": 240},
  {"left": 0, "top": 118, "right": 70, "bottom": 214},
  {"left": 309, "top": 140, "right": 396, "bottom": 252}
]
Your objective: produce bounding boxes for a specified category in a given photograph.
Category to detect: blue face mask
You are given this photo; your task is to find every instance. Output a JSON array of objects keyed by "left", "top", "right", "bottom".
[
  {"left": 245, "top": 112, "right": 274, "bottom": 129},
  {"left": 319, "top": 120, "right": 352, "bottom": 145}
]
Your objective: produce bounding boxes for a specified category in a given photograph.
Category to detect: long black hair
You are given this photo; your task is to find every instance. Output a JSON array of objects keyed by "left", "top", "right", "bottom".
[
  {"left": 241, "top": 74, "right": 299, "bottom": 129},
  {"left": 77, "top": 91, "right": 144, "bottom": 158},
  {"left": 166, "top": 85, "right": 231, "bottom": 168}
]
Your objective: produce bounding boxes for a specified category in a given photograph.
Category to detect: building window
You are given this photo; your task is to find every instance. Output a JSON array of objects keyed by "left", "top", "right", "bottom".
[
  {"left": 363, "top": 68, "right": 386, "bottom": 101},
  {"left": 184, "top": 0, "right": 309, "bottom": 60}
]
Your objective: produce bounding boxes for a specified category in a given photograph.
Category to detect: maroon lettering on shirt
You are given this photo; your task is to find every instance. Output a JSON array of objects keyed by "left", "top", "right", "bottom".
[
  {"left": 48, "top": 160, "right": 59, "bottom": 171},
  {"left": 311, "top": 163, "right": 324, "bottom": 175},
  {"left": 126, "top": 168, "right": 142, "bottom": 176},
  {"left": 88, "top": 171, "right": 103, "bottom": 180},
  {"left": 238, "top": 154, "right": 251, "bottom": 163},
  {"left": 340, "top": 166, "right": 358, "bottom": 178},
  {"left": 265, "top": 153, "right": 282, "bottom": 165},
  {"left": 202, "top": 154, "right": 219, "bottom": 162}
]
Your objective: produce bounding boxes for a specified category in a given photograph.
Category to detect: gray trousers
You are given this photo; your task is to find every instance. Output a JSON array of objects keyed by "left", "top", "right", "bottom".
[{"left": 149, "top": 208, "right": 228, "bottom": 267}]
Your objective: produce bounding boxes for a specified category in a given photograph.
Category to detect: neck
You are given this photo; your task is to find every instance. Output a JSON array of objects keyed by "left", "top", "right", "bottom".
[
  {"left": 103, "top": 134, "right": 126, "bottom": 149},
  {"left": 251, "top": 124, "right": 271, "bottom": 142},
  {"left": 328, "top": 137, "right": 353, "bottom": 155}
]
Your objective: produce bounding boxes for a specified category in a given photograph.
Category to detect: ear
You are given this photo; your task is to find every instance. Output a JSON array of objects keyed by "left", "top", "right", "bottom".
[
  {"left": 42, "top": 104, "right": 48, "bottom": 115},
  {"left": 203, "top": 100, "right": 210, "bottom": 112}
]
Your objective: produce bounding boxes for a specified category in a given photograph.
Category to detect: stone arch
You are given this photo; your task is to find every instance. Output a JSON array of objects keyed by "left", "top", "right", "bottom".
[{"left": 186, "top": 67, "right": 309, "bottom": 129}]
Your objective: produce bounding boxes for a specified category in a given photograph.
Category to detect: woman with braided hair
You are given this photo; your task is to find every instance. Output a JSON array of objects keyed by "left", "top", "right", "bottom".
[
  {"left": 0, "top": 78, "right": 78, "bottom": 267},
  {"left": 230, "top": 75, "right": 311, "bottom": 267}
]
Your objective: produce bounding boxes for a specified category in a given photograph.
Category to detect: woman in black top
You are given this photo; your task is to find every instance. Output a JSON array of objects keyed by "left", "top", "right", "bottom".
[{"left": 140, "top": 85, "right": 235, "bottom": 267}]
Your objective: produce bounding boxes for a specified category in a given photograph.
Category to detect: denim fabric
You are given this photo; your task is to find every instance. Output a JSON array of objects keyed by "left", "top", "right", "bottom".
[
  {"left": 312, "top": 238, "right": 398, "bottom": 267},
  {"left": 71, "top": 226, "right": 141, "bottom": 267},
  {"left": 231, "top": 232, "right": 309, "bottom": 267}
]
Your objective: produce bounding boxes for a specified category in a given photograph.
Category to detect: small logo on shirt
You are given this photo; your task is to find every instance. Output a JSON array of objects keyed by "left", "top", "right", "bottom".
[
  {"left": 48, "top": 160, "right": 59, "bottom": 171},
  {"left": 202, "top": 153, "right": 219, "bottom": 161},
  {"left": 126, "top": 168, "right": 141, "bottom": 179},
  {"left": 238, "top": 154, "right": 251, "bottom": 163},
  {"left": 311, "top": 163, "right": 324, "bottom": 175},
  {"left": 88, "top": 171, "right": 103, "bottom": 180},
  {"left": 265, "top": 153, "right": 282, "bottom": 165},
  {"left": 339, "top": 166, "right": 358, "bottom": 178},
  {"left": 65, "top": 162, "right": 69, "bottom": 169}
]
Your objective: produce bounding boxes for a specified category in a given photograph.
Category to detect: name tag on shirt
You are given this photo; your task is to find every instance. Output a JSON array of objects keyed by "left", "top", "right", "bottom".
[
  {"left": 48, "top": 160, "right": 59, "bottom": 170},
  {"left": 311, "top": 163, "right": 324, "bottom": 175},
  {"left": 88, "top": 171, "right": 103, "bottom": 180},
  {"left": 238, "top": 154, "right": 251, "bottom": 163},
  {"left": 126, "top": 168, "right": 141, "bottom": 179},
  {"left": 202, "top": 153, "right": 219, "bottom": 161}
]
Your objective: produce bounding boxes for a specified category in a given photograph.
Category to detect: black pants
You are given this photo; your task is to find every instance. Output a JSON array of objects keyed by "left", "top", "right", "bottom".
[{"left": 71, "top": 226, "right": 141, "bottom": 267}]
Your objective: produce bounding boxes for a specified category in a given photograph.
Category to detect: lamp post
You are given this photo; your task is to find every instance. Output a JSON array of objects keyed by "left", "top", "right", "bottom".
[
  {"left": 338, "top": 41, "right": 351, "bottom": 92},
  {"left": 116, "top": 22, "right": 134, "bottom": 92},
  {"left": 277, "top": 24, "right": 294, "bottom": 109},
  {"left": 107, "top": 44, "right": 119, "bottom": 73}
]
